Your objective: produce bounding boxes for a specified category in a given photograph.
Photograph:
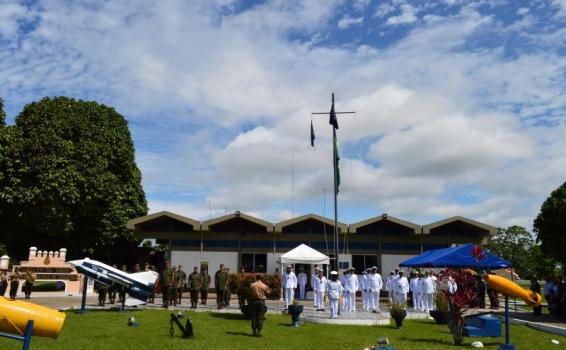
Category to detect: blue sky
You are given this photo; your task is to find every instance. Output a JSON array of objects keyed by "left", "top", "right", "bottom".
[{"left": 1, "top": 0, "right": 565, "bottom": 228}]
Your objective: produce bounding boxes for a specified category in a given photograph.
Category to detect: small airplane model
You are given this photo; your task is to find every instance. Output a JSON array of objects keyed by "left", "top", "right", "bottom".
[{"left": 69, "top": 258, "right": 159, "bottom": 306}]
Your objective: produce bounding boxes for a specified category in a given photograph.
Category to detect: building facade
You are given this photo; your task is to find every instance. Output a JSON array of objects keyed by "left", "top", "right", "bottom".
[{"left": 127, "top": 211, "right": 495, "bottom": 287}]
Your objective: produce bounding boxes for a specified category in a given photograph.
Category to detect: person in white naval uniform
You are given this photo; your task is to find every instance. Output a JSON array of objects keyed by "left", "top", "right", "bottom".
[
  {"left": 395, "top": 271, "right": 410, "bottom": 305},
  {"left": 423, "top": 271, "right": 436, "bottom": 312},
  {"left": 360, "top": 270, "right": 369, "bottom": 310},
  {"left": 282, "top": 265, "right": 297, "bottom": 310},
  {"left": 367, "top": 266, "right": 383, "bottom": 313},
  {"left": 340, "top": 270, "right": 349, "bottom": 311},
  {"left": 297, "top": 268, "right": 308, "bottom": 300},
  {"left": 312, "top": 271, "right": 321, "bottom": 309},
  {"left": 385, "top": 271, "right": 395, "bottom": 303},
  {"left": 311, "top": 267, "right": 320, "bottom": 301},
  {"left": 417, "top": 273, "right": 427, "bottom": 311},
  {"left": 409, "top": 272, "right": 420, "bottom": 310},
  {"left": 315, "top": 269, "right": 327, "bottom": 311},
  {"left": 345, "top": 268, "right": 359, "bottom": 312},
  {"left": 326, "top": 271, "right": 343, "bottom": 319}
]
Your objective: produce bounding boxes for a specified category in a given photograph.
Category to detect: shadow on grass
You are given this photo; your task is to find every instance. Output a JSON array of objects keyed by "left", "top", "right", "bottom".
[
  {"left": 225, "top": 331, "right": 256, "bottom": 337},
  {"left": 210, "top": 312, "right": 247, "bottom": 320},
  {"left": 401, "top": 337, "right": 499, "bottom": 347}
]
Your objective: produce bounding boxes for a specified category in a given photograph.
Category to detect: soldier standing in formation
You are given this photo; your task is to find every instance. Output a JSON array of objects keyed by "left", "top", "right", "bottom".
[
  {"left": 118, "top": 265, "right": 128, "bottom": 304},
  {"left": 170, "top": 266, "right": 178, "bottom": 306},
  {"left": 224, "top": 267, "right": 232, "bottom": 306},
  {"left": 0, "top": 271, "right": 8, "bottom": 297},
  {"left": 215, "top": 264, "right": 227, "bottom": 309},
  {"left": 9, "top": 274, "right": 19, "bottom": 299},
  {"left": 95, "top": 281, "right": 108, "bottom": 306},
  {"left": 237, "top": 266, "right": 247, "bottom": 307},
  {"left": 249, "top": 274, "right": 270, "bottom": 337},
  {"left": 22, "top": 271, "right": 35, "bottom": 299},
  {"left": 176, "top": 265, "right": 186, "bottom": 306},
  {"left": 188, "top": 266, "right": 201, "bottom": 308},
  {"left": 162, "top": 260, "right": 175, "bottom": 308},
  {"left": 200, "top": 268, "right": 211, "bottom": 305}
]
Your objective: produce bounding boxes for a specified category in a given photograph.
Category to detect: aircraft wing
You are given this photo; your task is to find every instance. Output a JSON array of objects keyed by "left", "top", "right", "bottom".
[
  {"left": 129, "top": 271, "right": 159, "bottom": 286},
  {"left": 107, "top": 272, "right": 133, "bottom": 287}
]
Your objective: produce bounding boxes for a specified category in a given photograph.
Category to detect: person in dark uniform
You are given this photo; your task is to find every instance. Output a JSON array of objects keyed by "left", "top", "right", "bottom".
[
  {"left": 118, "top": 265, "right": 128, "bottom": 304},
  {"left": 215, "top": 264, "right": 227, "bottom": 309},
  {"left": 148, "top": 265, "right": 156, "bottom": 303},
  {"left": 95, "top": 281, "right": 108, "bottom": 306},
  {"left": 530, "top": 275, "right": 542, "bottom": 315},
  {"left": 175, "top": 265, "right": 185, "bottom": 306},
  {"left": 170, "top": 266, "right": 178, "bottom": 306},
  {"left": 249, "top": 274, "right": 270, "bottom": 337},
  {"left": 0, "top": 271, "right": 8, "bottom": 297},
  {"left": 224, "top": 267, "right": 232, "bottom": 307},
  {"left": 9, "top": 274, "right": 19, "bottom": 299},
  {"left": 200, "top": 268, "right": 211, "bottom": 305},
  {"left": 237, "top": 266, "right": 247, "bottom": 307},
  {"left": 188, "top": 266, "right": 201, "bottom": 308},
  {"left": 22, "top": 271, "right": 35, "bottom": 299},
  {"left": 107, "top": 264, "right": 118, "bottom": 304},
  {"left": 162, "top": 260, "right": 174, "bottom": 308}
]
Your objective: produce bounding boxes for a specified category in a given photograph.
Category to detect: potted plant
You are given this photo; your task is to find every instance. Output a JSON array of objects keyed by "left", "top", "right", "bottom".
[
  {"left": 441, "top": 269, "right": 478, "bottom": 345},
  {"left": 389, "top": 301, "right": 407, "bottom": 329},
  {"left": 429, "top": 290, "right": 449, "bottom": 324},
  {"left": 288, "top": 300, "right": 304, "bottom": 327}
]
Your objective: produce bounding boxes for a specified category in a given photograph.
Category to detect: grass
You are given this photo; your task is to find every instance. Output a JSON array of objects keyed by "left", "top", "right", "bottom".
[{"left": 1, "top": 310, "right": 565, "bottom": 350}]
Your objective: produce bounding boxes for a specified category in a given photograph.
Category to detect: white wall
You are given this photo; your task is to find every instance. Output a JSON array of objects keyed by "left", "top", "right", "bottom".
[
  {"left": 381, "top": 254, "right": 416, "bottom": 276},
  {"left": 267, "top": 253, "right": 282, "bottom": 274},
  {"left": 171, "top": 251, "right": 238, "bottom": 288}
]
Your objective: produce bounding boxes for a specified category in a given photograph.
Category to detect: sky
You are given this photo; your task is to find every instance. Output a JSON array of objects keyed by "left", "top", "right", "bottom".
[{"left": 0, "top": 0, "right": 565, "bottom": 229}]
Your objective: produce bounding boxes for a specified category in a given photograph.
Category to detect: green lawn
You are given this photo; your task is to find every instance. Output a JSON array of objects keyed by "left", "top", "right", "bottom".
[{"left": 1, "top": 310, "right": 565, "bottom": 350}]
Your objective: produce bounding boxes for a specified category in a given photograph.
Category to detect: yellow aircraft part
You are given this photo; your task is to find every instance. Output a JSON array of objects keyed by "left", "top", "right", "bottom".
[
  {"left": 483, "top": 274, "right": 542, "bottom": 307},
  {"left": 0, "top": 296, "right": 66, "bottom": 339}
]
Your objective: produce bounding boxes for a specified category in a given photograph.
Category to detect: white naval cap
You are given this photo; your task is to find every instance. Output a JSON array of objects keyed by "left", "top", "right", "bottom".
[{"left": 330, "top": 271, "right": 338, "bottom": 275}]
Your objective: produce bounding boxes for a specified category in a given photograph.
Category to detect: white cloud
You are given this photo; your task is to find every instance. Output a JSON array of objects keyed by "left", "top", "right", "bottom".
[
  {"left": 516, "top": 7, "right": 529, "bottom": 16},
  {"left": 385, "top": 4, "right": 418, "bottom": 25},
  {"left": 337, "top": 15, "right": 364, "bottom": 29}
]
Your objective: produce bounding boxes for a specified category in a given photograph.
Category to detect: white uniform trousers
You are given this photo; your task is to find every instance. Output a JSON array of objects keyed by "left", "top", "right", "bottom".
[
  {"left": 284, "top": 288, "right": 294, "bottom": 309},
  {"left": 316, "top": 291, "right": 325, "bottom": 310},
  {"left": 299, "top": 283, "right": 306, "bottom": 299},
  {"left": 413, "top": 292, "right": 420, "bottom": 310},
  {"left": 398, "top": 292, "right": 408, "bottom": 305},
  {"left": 330, "top": 298, "right": 339, "bottom": 319},
  {"left": 370, "top": 290, "right": 380, "bottom": 311},
  {"left": 362, "top": 290, "right": 369, "bottom": 310},
  {"left": 343, "top": 291, "right": 350, "bottom": 310},
  {"left": 347, "top": 291, "right": 356, "bottom": 311},
  {"left": 425, "top": 293, "right": 434, "bottom": 312}
]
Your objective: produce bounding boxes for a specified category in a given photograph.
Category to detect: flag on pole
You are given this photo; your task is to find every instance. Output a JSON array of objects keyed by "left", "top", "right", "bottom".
[
  {"left": 329, "top": 100, "right": 339, "bottom": 129},
  {"left": 310, "top": 119, "right": 315, "bottom": 147},
  {"left": 333, "top": 128, "right": 340, "bottom": 193}
]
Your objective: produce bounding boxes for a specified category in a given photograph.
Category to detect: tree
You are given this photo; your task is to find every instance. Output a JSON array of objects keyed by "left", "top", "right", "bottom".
[
  {"left": 534, "top": 181, "right": 566, "bottom": 269},
  {"left": 0, "top": 97, "right": 6, "bottom": 128},
  {"left": 0, "top": 97, "right": 147, "bottom": 260},
  {"left": 486, "top": 225, "right": 554, "bottom": 278}
]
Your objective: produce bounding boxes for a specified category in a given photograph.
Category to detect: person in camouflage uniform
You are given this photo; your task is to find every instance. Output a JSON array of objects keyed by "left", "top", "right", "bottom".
[
  {"left": 224, "top": 267, "right": 232, "bottom": 307},
  {"left": 237, "top": 266, "right": 247, "bottom": 307},
  {"left": 170, "top": 266, "right": 178, "bottom": 306},
  {"left": 215, "top": 264, "right": 227, "bottom": 309},
  {"left": 161, "top": 261, "right": 175, "bottom": 308},
  {"left": 188, "top": 266, "right": 201, "bottom": 308},
  {"left": 200, "top": 268, "right": 211, "bottom": 305},
  {"left": 176, "top": 265, "right": 186, "bottom": 306}
]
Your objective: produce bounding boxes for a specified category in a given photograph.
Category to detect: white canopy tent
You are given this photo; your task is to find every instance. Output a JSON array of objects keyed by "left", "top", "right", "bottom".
[{"left": 280, "top": 244, "right": 330, "bottom": 265}]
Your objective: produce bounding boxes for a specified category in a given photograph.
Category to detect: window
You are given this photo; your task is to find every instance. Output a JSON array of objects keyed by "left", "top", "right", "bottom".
[
  {"left": 240, "top": 253, "right": 267, "bottom": 273},
  {"left": 352, "top": 254, "right": 379, "bottom": 273}
]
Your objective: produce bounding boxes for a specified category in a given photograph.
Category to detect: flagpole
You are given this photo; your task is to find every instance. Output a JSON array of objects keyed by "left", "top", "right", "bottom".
[{"left": 332, "top": 98, "right": 339, "bottom": 272}]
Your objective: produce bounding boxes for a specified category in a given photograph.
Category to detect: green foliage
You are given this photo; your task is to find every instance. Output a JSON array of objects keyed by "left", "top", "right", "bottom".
[
  {"left": 0, "top": 97, "right": 5, "bottom": 127},
  {"left": 0, "top": 97, "right": 147, "bottom": 260},
  {"left": 486, "top": 225, "right": 555, "bottom": 278},
  {"left": 534, "top": 181, "right": 566, "bottom": 267}
]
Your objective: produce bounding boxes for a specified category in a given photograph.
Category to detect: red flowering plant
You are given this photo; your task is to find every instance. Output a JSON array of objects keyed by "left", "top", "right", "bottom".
[{"left": 437, "top": 269, "right": 479, "bottom": 345}]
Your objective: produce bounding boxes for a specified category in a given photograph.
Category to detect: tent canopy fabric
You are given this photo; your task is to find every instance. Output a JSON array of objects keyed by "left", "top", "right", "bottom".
[
  {"left": 399, "top": 243, "right": 511, "bottom": 269},
  {"left": 280, "top": 244, "right": 330, "bottom": 265}
]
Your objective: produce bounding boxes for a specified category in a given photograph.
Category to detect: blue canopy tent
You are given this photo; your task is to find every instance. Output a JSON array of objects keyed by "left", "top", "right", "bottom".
[{"left": 399, "top": 243, "right": 511, "bottom": 269}]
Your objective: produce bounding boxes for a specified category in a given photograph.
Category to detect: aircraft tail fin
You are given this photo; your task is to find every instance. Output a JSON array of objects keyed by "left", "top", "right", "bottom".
[{"left": 130, "top": 271, "right": 159, "bottom": 285}]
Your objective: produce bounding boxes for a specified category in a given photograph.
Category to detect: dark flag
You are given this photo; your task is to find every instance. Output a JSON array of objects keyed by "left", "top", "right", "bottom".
[
  {"left": 310, "top": 120, "right": 315, "bottom": 147},
  {"left": 333, "top": 129, "right": 340, "bottom": 193},
  {"left": 329, "top": 100, "right": 339, "bottom": 129}
]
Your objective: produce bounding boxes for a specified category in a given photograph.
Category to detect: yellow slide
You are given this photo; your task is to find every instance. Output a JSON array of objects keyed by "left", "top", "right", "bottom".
[
  {"left": 483, "top": 274, "right": 542, "bottom": 307},
  {"left": 0, "top": 296, "right": 66, "bottom": 338}
]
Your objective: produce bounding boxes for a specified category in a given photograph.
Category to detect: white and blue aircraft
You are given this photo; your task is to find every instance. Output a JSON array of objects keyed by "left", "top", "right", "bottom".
[{"left": 69, "top": 258, "right": 159, "bottom": 306}]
